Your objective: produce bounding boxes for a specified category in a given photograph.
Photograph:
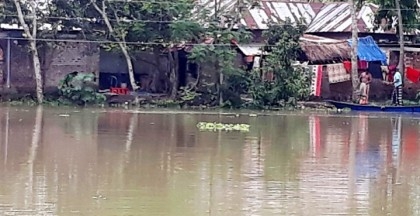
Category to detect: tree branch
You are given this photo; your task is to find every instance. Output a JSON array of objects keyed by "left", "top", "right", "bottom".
[
  {"left": 109, "top": 4, "right": 121, "bottom": 23},
  {"left": 13, "top": 0, "right": 33, "bottom": 39},
  {"left": 91, "top": 0, "right": 123, "bottom": 42}
]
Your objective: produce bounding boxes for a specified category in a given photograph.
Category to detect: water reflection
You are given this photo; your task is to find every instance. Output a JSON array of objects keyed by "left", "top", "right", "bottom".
[{"left": 0, "top": 108, "right": 420, "bottom": 215}]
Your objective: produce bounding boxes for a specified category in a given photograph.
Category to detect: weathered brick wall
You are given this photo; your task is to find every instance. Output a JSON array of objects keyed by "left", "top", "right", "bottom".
[
  {"left": 43, "top": 43, "right": 99, "bottom": 90},
  {"left": 8, "top": 41, "right": 99, "bottom": 92}
]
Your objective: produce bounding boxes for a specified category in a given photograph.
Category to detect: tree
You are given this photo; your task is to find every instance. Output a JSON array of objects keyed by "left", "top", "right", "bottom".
[
  {"left": 187, "top": 0, "right": 253, "bottom": 107},
  {"left": 54, "top": 0, "right": 202, "bottom": 97},
  {"left": 372, "top": 0, "right": 420, "bottom": 73},
  {"left": 90, "top": 0, "right": 139, "bottom": 91},
  {"left": 252, "top": 19, "right": 310, "bottom": 108},
  {"left": 0, "top": 0, "right": 49, "bottom": 103}
]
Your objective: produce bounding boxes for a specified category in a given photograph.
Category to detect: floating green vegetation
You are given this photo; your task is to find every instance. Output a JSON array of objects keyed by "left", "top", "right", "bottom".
[{"left": 196, "top": 122, "right": 250, "bottom": 132}]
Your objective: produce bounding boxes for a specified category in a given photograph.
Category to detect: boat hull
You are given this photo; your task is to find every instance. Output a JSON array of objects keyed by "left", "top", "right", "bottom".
[{"left": 325, "top": 100, "right": 420, "bottom": 113}]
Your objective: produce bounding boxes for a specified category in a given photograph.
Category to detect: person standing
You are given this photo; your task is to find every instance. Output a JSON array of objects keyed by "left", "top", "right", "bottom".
[
  {"left": 359, "top": 70, "right": 372, "bottom": 104},
  {"left": 385, "top": 69, "right": 403, "bottom": 106}
]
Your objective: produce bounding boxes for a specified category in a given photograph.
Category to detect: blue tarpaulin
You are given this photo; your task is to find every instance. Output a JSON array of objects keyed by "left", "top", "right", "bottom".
[{"left": 348, "top": 36, "right": 387, "bottom": 64}]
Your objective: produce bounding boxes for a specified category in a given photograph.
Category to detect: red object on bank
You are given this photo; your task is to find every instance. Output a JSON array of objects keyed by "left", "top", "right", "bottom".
[
  {"left": 343, "top": 61, "right": 351, "bottom": 73},
  {"left": 111, "top": 87, "right": 129, "bottom": 95},
  {"left": 358, "top": 60, "right": 368, "bottom": 70},
  {"left": 406, "top": 67, "right": 420, "bottom": 83}
]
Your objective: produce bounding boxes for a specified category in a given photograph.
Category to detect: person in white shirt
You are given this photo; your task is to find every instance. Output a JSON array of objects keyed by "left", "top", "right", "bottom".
[{"left": 385, "top": 69, "right": 403, "bottom": 106}]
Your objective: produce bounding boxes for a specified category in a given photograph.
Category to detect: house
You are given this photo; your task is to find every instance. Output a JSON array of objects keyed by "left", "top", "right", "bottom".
[
  {"left": 214, "top": 2, "right": 376, "bottom": 66},
  {"left": 208, "top": 1, "right": 414, "bottom": 61},
  {"left": 98, "top": 50, "right": 170, "bottom": 93},
  {"left": 213, "top": 0, "right": 420, "bottom": 100},
  {"left": 0, "top": 27, "right": 100, "bottom": 93},
  {"left": 0, "top": 26, "right": 173, "bottom": 95}
]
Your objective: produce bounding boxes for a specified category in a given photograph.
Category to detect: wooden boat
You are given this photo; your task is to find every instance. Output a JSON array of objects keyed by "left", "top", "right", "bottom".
[{"left": 325, "top": 100, "right": 420, "bottom": 113}]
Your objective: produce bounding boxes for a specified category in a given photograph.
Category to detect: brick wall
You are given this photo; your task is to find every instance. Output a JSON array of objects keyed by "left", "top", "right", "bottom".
[
  {"left": 6, "top": 41, "right": 99, "bottom": 92},
  {"left": 43, "top": 43, "right": 99, "bottom": 89}
]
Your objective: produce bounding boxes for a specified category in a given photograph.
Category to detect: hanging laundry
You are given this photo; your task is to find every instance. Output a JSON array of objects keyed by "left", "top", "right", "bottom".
[
  {"left": 367, "top": 61, "right": 383, "bottom": 79},
  {"left": 309, "top": 65, "right": 323, "bottom": 97},
  {"left": 253, "top": 56, "right": 261, "bottom": 69},
  {"left": 381, "top": 65, "right": 388, "bottom": 79},
  {"left": 406, "top": 67, "right": 420, "bottom": 83},
  {"left": 358, "top": 60, "right": 368, "bottom": 70},
  {"left": 388, "top": 64, "right": 397, "bottom": 72},
  {"left": 386, "top": 64, "right": 397, "bottom": 82},
  {"left": 327, "top": 63, "right": 351, "bottom": 83},
  {"left": 343, "top": 61, "right": 351, "bottom": 73}
]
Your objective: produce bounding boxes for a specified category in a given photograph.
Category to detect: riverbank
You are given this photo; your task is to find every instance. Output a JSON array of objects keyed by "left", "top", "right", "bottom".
[
  {"left": 0, "top": 93, "right": 339, "bottom": 112},
  {"left": 5, "top": 90, "right": 418, "bottom": 112}
]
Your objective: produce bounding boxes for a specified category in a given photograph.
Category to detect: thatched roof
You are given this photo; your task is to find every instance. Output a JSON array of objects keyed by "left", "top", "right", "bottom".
[{"left": 299, "top": 34, "right": 351, "bottom": 62}]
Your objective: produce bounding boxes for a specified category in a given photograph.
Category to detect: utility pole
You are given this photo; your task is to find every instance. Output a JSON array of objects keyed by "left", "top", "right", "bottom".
[
  {"left": 396, "top": 0, "right": 404, "bottom": 75},
  {"left": 350, "top": 0, "right": 359, "bottom": 101}
]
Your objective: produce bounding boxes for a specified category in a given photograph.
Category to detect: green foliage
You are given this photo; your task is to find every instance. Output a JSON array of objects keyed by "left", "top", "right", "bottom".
[
  {"left": 178, "top": 86, "right": 201, "bottom": 103},
  {"left": 188, "top": 16, "right": 311, "bottom": 109},
  {"left": 152, "top": 99, "right": 180, "bottom": 108},
  {"left": 196, "top": 122, "right": 250, "bottom": 132},
  {"left": 189, "top": 26, "right": 252, "bottom": 106},
  {"left": 58, "top": 72, "right": 106, "bottom": 105},
  {"left": 1, "top": 0, "right": 313, "bottom": 109},
  {"left": 246, "top": 19, "right": 310, "bottom": 108},
  {"left": 54, "top": 0, "right": 202, "bottom": 52},
  {"left": 0, "top": 0, "right": 64, "bottom": 38},
  {"left": 370, "top": 0, "right": 420, "bottom": 32}
]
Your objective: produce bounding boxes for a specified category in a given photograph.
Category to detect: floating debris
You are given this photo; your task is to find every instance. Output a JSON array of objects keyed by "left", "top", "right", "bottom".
[
  {"left": 196, "top": 122, "right": 250, "bottom": 132},
  {"left": 92, "top": 194, "right": 107, "bottom": 200},
  {"left": 58, "top": 114, "right": 70, "bottom": 117}
]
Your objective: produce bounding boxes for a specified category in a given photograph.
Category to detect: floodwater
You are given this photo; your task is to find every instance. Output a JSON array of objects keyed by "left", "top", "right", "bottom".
[{"left": 0, "top": 107, "right": 420, "bottom": 216}]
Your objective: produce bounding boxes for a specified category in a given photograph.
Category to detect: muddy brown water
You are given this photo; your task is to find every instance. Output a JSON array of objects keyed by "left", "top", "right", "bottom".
[{"left": 0, "top": 106, "right": 420, "bottom": 216}]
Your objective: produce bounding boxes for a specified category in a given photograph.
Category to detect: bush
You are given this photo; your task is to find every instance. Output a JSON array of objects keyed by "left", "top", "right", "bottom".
[{"left": 58, "top": 72, "right": 106, "bottom": 105}]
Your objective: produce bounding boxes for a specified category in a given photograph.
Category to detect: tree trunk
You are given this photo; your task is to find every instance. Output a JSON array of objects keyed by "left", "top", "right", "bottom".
[
  {"left": 396, "top": 0, "right": 405, "bottom": 76},
  {"left": 13, "top": 0, "right": 44, "bottom": 103},
  {"left": 30, "top": 42, "right": 44, "bottom": 103},
  {"left": 350, "top": 0, "right": 359, "bottom": 101},
  {"left": 169, "top": 51, "right": 179, "bottom": 99},
  {"left": 119, "top": 43, "right": 138, "bottom": 91},
  {"left": 91, "top": 0, "right": 139, "bottom": 91}
]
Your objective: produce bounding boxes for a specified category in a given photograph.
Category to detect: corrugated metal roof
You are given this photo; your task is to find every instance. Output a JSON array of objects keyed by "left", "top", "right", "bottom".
[
  {"left": 193, "top": 1, "right": 319, "bottom": 30},
  {"left": 235, "top": 43, "right": 265, "bottom": 56},
  {"left": 306, "top": 3, "right": 378, "bottom": 33},
  {"left": 240, "top": 1, "right": 319, "bottom": 29},
  {"left": 194, "top": 1, "right": 380, "bottom": 32},
  {"left": 194, "top": 0, "right": 237, "bottom": 18}
]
